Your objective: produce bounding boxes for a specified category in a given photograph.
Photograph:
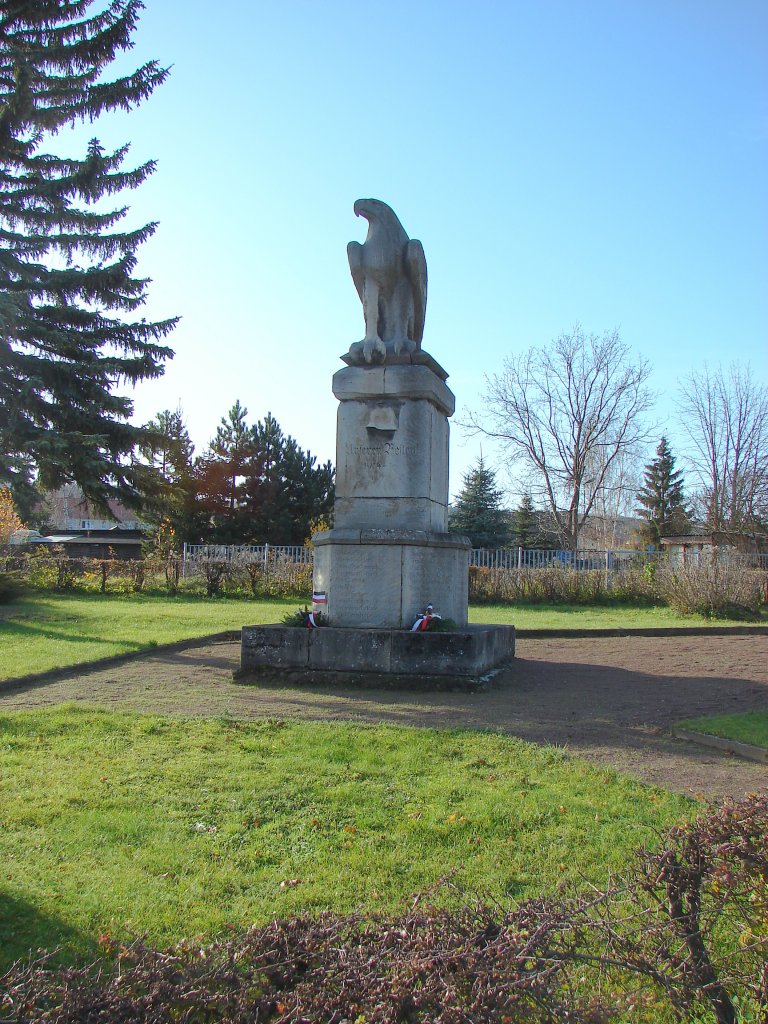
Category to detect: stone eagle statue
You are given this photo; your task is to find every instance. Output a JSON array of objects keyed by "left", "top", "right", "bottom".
[{"left": 347, "top": 199, "right": 427, "bottom": 364}]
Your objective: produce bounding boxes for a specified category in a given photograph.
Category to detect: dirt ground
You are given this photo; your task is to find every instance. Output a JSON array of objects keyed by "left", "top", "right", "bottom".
[{"left": 2, "top": 635, "right": 766, "bottom": 803}]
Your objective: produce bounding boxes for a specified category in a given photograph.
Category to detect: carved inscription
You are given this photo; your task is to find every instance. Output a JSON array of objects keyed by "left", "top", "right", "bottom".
[
  {"left": 331, "top": 554, "right": 396, "bottom": 623},
  {"left": 345, "top": 440, "right": 418, "bottom": 470}
]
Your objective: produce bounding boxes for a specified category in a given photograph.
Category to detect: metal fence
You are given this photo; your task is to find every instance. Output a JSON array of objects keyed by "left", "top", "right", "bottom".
[
  {"left": 467, "top": 548, "right": 658, "bottom": 570},
  {"left": 181, "top": 543, "right": 311, "bottom": 577},
  {"left": 469, "top": 548, "right": 768, "bottom": 570},
  {"left": 182, "top": 542, "right": 768, "bottom": 577}
]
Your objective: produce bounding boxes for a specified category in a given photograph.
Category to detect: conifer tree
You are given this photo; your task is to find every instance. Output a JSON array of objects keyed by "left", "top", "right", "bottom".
[
  {"left": 136, "top": 408, "right": 199, "bottom": 543},
  {"left": 0, "top": 1, "right": 176, "bottom": 511},
  {"left": 449, "top": 455, "right": 510, "bottom": 548},
  {"left": 209, "top": 401, "right": 254, "bottom": 514},
  {"left": 635, "top": 437, "right": 690, "bottom": 544},
  {"left": 140, "top": 409, "right": 195, "bottom": 483},
  {"left": 242, "top": 412, "right": 333, "bottom": 545},
  {"left": 273, "top": 432, "right": 334, "bottom": 545},
  {"left": 510, "top": 492, "right": 538, "bottom": 548},
  {"left": 195, "top": 404, "right": 334, "bottom": 545}
]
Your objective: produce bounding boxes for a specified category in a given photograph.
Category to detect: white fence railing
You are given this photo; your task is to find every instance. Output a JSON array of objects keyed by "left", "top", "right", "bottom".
[
  {"left": 468, "top": 548, "right": 653, "bottom": 570},
  {"left": 182, "top": 543, "right": 768, "bottom": 577},
  {"left": 467, "top": 548, "right": 768, "bottom": 570},
  {"left": 181, "top": 543, "right": 311, "bottom": 578}
]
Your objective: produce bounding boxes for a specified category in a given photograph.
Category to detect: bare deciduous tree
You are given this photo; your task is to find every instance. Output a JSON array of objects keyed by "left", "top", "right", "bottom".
[
  {"left": 582, "top": 448, "right": 643, "bottom": 548},
  {"left": 463, "top": 327, "right": 653, "bottom": 550},
  {"left": 678, "top": 365, "right": 768, "bottom": 531}
]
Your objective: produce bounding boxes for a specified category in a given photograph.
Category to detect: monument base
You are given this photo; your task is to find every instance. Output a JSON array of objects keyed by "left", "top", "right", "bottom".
[
  {"left": 237, "top": 623, "right": 515, "bottom": 691},
  {"left": 312, "top": 528, "right": 470, "bottom": 628}
]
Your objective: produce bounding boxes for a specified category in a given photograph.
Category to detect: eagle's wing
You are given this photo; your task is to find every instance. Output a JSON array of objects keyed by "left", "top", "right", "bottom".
[
  {"left": 347, "top": 241, "right": 365, "bottom": 303},
  {"left": 405, "top": 239, "right": 427, "bottom": 344}
]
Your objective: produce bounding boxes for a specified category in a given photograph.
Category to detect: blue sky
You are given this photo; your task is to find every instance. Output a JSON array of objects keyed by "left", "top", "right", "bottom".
[{"left": 83, "top": 0, "right": 767, "bottom": 501}]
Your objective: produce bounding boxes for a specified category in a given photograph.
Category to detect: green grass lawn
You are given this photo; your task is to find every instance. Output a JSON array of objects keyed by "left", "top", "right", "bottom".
[
  {"left": 0, "top": 592, "right": 297, "bottom": 681},
  {"left": 0, "top": 705, "right": 691, "bottom": 970},
  {"left": 2, "top": 592, "right": 761, "bottom": 683},
  {"left": 678, "top": 710, "right": 768, "bottom": 749},
  {"left": 472, "top": 602, "right": 766, "bottom": 630}
]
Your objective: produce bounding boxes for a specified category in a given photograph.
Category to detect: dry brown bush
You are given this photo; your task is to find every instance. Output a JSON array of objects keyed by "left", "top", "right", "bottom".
[
  {"left": 656, "top": 558, "right": 767, "bottom": 619},
  {"left": 3, "top": 796, "right": 766, "bottom": 1024}
]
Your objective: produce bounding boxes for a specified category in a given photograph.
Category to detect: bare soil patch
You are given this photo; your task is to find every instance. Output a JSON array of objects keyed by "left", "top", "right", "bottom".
[{"left": 2, "top": 635, "right": 766, "bottom": 802}]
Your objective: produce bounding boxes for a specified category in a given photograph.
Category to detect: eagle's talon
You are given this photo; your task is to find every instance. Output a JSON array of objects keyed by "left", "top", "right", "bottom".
[
  {"left": 363, "top": 337, "right": 386, "bottom": 363},
  {"left": 392, "top": 336, "right": 416, "bottom": 356}
]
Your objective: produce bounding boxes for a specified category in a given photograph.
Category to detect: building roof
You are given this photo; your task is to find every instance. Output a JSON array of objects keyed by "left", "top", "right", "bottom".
[
  {"left": 659, "top": 531, "right": 765, "bottom": 547},
  {"left": 43, "top": 533, "right": 142, "bottom": 547}
]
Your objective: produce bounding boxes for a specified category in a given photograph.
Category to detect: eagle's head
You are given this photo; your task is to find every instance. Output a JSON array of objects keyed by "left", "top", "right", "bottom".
[{"left": 353, "top": 198, "right": 390, "bottom": 223}]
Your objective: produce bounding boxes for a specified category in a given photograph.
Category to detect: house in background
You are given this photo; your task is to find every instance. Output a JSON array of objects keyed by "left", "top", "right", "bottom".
[
  {"left": 17, "top": 485, "right": 148, "bottom": 560},
  {"left": 577, "top": 514, "right": 644, "bottom": 551},
  {"left": 40, "top": 527, "right": 144, "bottom": 560},
  {"left": 40, "top": 483, "right": 144, "bottom": 532},
  {"left": 8, "top": 528, "right": 50, "bottom": 547},
  {"left": 659, "top": 531, "right": 768, "bottom": 567}
]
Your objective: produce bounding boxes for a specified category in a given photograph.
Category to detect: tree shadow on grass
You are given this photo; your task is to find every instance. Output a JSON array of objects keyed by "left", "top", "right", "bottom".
[
  {"left": 0, "top": 617, "right": 145, "bottom": 650},
  {"left": 0, "top": 890, "right": 98, "bottom": 973}
]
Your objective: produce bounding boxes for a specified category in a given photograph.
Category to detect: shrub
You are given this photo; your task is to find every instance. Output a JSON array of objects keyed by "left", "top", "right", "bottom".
[
  {"left": 0, "top": 909, "right": 600, "bottom": 1023},
  {"left": 658, "top": 558, "right": 766, "bottom": 619},
  {"left": 468, "top": 564, "right": 651, "bottom": 605},
  {"left": 22, "top": 553, "right": 53, "bottom": 589},
  {"left": 76, "top": 558, "right": 122, "bottom": 594},
  {"left": 143, "top": 555, "right": 181, "bottom": 595},
  {"left": 3, "top": 796, "right": 765, "bottom": 1024},
  {"left": 197, "top": 558, "right": 231, "bottom": 598},
  {"left": 96, "top": 558, "right": 117, "bottom": 594},
  {"left": 26, "top": 551, "right": 84, "bottom": 591},
  {"left": 125, "top": 559, "right": 146, "bottom": 593},
  {"left": 580, "top": 792, "right": 768, "bottom": 1023},
  {"left": 611, "top": 565, "right": 658, "bottom": 603},
  {"left": 55, "top": 556, "right": 81, "bottom": 591},
  {"left": 241, "top": 558, "right": 312, "bottom": 599}
]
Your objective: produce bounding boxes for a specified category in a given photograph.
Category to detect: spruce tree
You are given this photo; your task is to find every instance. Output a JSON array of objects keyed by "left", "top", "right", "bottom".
[
  {"left": 635, "top": 437, "right": 690, "bottom": 544},
  {"left": 196, "top": 405, "right": 334, "bottom": 545},
  {"left": 194, "top": 401, "right": 255, "bottom": 542},
  {"left": 449, "top": 454, "right": 510, "bottom": 548},
  {"left": 136, "top": 408, "right": 200, "bottom": 544},
  {"left": 0, "top": 1, "right": 176, "bottom": 511},
  {"left": 140, "top": 409, "right": 195, "bottom": 484},
  {"left": 510, "top": 492, "right": 538, "bottom": 548}
]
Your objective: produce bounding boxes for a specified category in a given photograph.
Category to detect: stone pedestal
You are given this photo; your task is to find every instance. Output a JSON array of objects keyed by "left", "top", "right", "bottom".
[
  {"left": 312, "top": 357, "right": 470, "bottom": 629},
  {"left": 238, "top": 622, "right": 515, "bottom": 691},
  {"left": 332, "top": 361, "right": 453, "bottom": 532}
]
